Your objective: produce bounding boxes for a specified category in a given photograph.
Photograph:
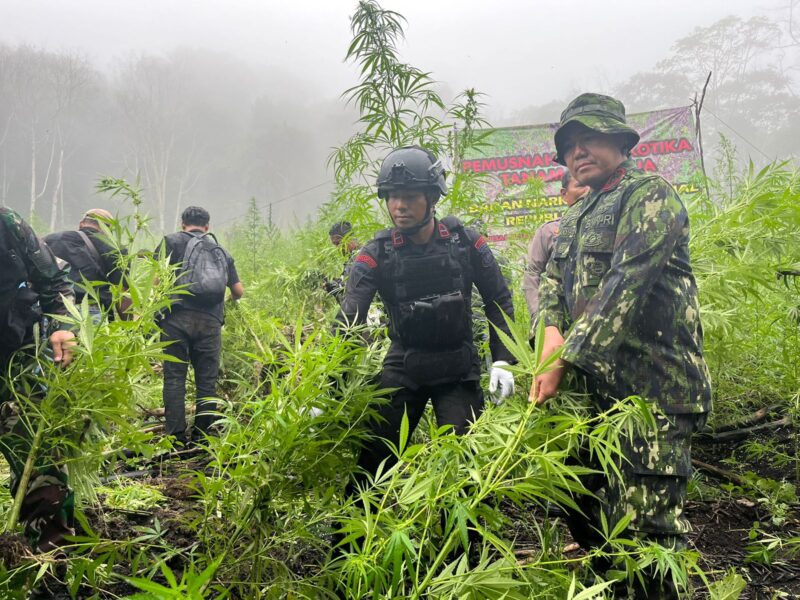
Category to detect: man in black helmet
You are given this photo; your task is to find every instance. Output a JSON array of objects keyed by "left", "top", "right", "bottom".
[{"left": 336, "top": 145, "right": 516, "bottom": 491}]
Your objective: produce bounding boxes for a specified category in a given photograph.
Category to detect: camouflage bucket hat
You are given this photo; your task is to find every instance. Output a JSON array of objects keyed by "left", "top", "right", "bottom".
[{"left": 553, "top": 93, "right": 640, "bottom": 165}]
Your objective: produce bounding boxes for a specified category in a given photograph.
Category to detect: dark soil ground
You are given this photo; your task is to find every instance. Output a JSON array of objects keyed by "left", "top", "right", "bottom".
[
  {"left": 687, "top": 426, "right": 800, "bottom": 599},
  {"left": 687, "top": 498, "right": 800, "bottom": 599}
]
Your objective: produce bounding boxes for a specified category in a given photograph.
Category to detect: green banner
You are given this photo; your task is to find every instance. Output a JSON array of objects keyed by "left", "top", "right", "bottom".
[{"left": 461, "top": 106, "right": 703, "bottom": 241}]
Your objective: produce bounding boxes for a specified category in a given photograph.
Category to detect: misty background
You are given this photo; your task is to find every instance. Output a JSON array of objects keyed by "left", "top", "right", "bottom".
[{"left": 0, "top": 0, "right": 798, "bottom": 232}]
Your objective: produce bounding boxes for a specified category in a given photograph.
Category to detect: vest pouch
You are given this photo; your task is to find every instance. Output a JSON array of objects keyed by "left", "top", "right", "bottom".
[
  {"left": 0, "top": 286, "right": 41, "bottom": 350},
  {"left": 397, "top": 291, "right": 467, "bottom": 350},
  {"left": 403, "top": 343, "right": 471, "bottom": 385}
]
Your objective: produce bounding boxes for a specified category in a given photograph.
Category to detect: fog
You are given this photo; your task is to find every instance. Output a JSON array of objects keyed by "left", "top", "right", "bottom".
[{"left": 0, "top": 0, "right": 795, "bottom": 230}]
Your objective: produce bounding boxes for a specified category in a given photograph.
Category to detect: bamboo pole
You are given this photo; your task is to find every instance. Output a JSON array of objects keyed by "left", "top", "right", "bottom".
[{"left": 5, "top": 421, "right": 45, "bottom": 533}]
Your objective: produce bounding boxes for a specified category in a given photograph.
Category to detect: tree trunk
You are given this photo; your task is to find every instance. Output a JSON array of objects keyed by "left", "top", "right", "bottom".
[
  {"left": 173, "top": 177, "right": 184, "bottom": 231},
  {"left": 49, "top": 147, "right": 64, "bottom": 232},
  {"left": 1, "top": 153, "right": 8, "bottom": 207},
  {"left": 29, "top": 129, "right": 36, "bottom": 218}
]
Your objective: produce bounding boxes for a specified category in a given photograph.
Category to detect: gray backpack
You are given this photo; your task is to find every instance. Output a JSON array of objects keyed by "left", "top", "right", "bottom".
[{"left": 178, "top": 233, "right": 228, "bottom": 306}]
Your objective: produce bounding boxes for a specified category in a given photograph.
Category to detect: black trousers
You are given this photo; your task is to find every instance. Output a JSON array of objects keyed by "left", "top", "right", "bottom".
[
  {"left": 351, "top": 380, "right": 484, "bottom": 492},
  {"left": 160, "top": 309, "right": 222, "bottom": 441}
]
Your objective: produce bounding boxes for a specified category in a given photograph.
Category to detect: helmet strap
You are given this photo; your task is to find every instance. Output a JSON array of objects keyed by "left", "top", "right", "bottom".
[{"left": 390, "top": 194, "right": 435, "bottom": 236}]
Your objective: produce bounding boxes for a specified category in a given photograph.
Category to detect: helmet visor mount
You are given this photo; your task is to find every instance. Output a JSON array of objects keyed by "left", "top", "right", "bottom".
[{"left": 378, "top": 159, "right": 445, "bottom": 198}]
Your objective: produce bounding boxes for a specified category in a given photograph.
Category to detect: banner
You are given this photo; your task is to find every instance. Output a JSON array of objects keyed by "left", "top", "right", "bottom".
[{"left": 461, "top": 106, "right": 703, "bottom": 241}]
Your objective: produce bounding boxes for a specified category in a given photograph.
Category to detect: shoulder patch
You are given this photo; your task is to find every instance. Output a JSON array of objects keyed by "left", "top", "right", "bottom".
[
  {"left": 355, "top": 253, "right": 377, "bottom": 269},
  {"left": 474, "top": 235, "right": 487, "bottom": 250}
]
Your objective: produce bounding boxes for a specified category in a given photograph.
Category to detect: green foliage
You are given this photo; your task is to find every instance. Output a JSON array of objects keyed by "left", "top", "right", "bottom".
[
  {"left": 325, "top": 0, "right": 498, "bottom": 241},
  {"left": 4, "top": 3, "right": 800, "bottom": 599},
  {"left": 690, "top": 160, "right": 800, "bottom": 418},
  {"left": 97, "top": 482, "right": 166, "bottom": 512},
  {"left": 706, "top": 569, "right": 747, "bottom": 600},
  {"left": 123, "top": 557, "right": 225, "bottom": 599}
]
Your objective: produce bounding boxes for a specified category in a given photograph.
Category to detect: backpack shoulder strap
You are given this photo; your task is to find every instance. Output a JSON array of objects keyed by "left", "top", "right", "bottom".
[
  {"left": 77, "top": 230, "right": 104, "bottom": 270},
  {"left": 181, "top": 233, "right": 204, "bottom": 264}
]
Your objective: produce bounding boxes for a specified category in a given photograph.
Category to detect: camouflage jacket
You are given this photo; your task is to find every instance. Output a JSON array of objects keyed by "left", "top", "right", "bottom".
[
  {"left": 0, "top": 208, "right": 74, "bottom": 343},
  {"left": 538, "top": 160, "right": 711, "bottom": 414}
]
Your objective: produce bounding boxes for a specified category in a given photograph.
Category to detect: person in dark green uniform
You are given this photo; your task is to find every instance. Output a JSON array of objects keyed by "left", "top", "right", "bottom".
[
  {"left": 531, "top": 94, "right": 712, "bottom": 599},
  {"left": 0, "top": 207, "right": 76, "bottom": 553}
]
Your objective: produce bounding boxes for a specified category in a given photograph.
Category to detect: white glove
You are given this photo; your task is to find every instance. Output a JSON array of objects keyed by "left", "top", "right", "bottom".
[{"left": 489, "top": 361, "right": 514, "bottom": 404}]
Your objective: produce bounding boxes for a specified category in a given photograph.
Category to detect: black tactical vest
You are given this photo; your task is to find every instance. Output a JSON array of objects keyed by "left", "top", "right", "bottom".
[{"left": 377, "top": 217, "right": 473, "bottom": 351}]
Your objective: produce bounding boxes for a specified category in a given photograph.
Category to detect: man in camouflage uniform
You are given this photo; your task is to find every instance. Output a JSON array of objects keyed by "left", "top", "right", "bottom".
[
  {"left": 0, "top": 207, "right": 76, "bottom": 552},
  {"left": 530, "top": 94, "right": 711, "bottom": 599}
]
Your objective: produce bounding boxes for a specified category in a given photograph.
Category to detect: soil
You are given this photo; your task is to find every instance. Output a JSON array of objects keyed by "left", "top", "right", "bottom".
[
  {"left": 687, "top": 499, "right": 800, "bottom": 599},
  {"left": 0, "top": 533, "right": 32, "bottom": 570},
  {"left": 500, "top": 426, "right": 800, "bottom": 599},
  {"left": 688, "top": 427, "right": 800, "bottom": 599}
]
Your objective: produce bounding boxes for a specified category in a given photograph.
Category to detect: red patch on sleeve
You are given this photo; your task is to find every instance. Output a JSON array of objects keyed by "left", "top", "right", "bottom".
[
  {"left": 356, "top": 254, "right": 377, "bottom": 269},
  {"left": 437, "top": 222, "right": 450, "bottom": 238},
  {"left": 474, "top": 236, "right": 487, "bottom": 250}
]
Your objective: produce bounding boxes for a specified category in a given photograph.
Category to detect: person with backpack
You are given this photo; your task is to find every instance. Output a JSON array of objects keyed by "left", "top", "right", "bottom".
[
  {"left": 156, "top": 206, "right": 243, "bottom": 445},
  {"left": 44, "top": 208, "right": 128, "bottom": 321},
  {"left": 335, "top": 146, "right": 516, "bottom": 495}
]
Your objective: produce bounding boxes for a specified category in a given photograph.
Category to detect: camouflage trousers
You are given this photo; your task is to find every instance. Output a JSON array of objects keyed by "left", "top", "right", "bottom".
[
  {"left": 564, "top": 410, "right": 707, "bottom": 552},
  {"left": 0, "top": 375, "right": 74, "bottom": 552}
]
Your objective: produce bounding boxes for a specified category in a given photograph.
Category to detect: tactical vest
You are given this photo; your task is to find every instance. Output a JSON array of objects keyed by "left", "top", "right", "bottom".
[{"left": 376, "top": 216, "right": 473, "bottom": 351}]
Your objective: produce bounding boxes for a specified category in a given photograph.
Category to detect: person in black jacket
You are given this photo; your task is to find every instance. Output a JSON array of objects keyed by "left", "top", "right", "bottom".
[
  {"left": 336, "top": 146, "right": 516, "bottom": 492},
  {"left": 44, "top": 208, "right": 127, "bottom": 320},
  {"left": 0, "top": 207, "right": 76, "bottom": 553},
  {"left": 156, "top": 206, "right": 244, "bottom": 445}
]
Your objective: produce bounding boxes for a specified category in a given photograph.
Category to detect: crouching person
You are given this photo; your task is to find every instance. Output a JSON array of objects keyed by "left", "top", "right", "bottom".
[
  {"left": 0, "top": 207, "right": 76, "bottom": 552},
  {"left": 44, "top": 208, "right": 128, "bottom": 323}
]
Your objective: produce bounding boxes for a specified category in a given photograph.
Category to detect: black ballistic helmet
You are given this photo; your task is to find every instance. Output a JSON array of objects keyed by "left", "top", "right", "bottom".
[{"left": 376, "top": 146, "right": 448, "bottom": 202}]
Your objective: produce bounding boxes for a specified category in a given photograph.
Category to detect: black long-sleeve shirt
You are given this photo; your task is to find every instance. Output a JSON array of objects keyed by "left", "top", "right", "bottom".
[
  {"left": 44, "top": 227, "right": 127, "bottom": 309},
  {"left": 337, "top": 218, "right": 514, "bottom": 389}
]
